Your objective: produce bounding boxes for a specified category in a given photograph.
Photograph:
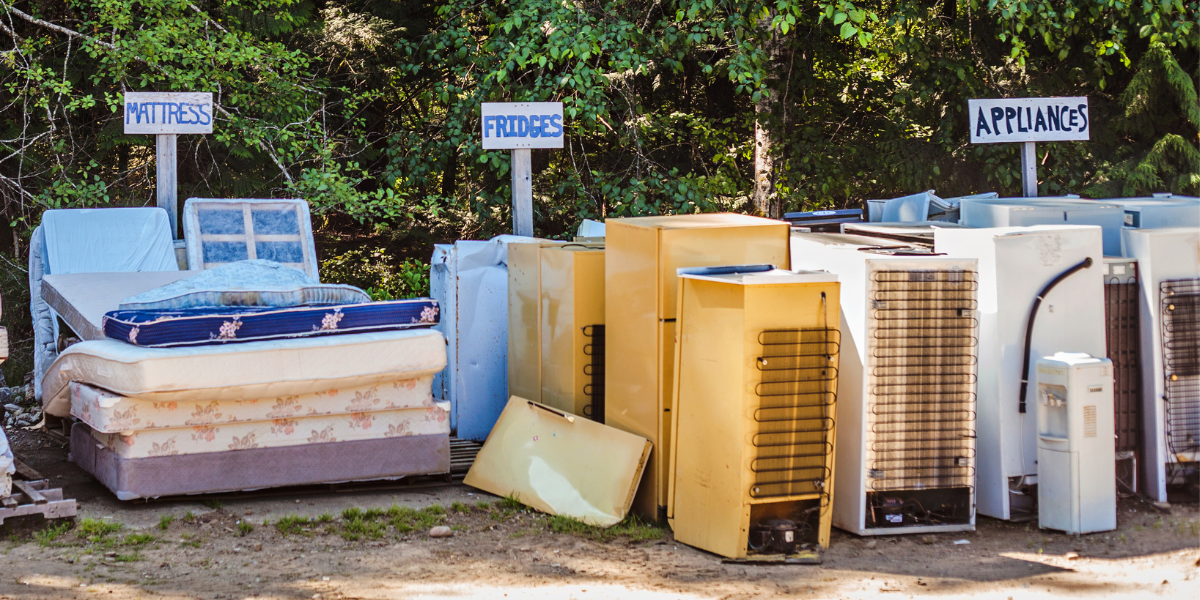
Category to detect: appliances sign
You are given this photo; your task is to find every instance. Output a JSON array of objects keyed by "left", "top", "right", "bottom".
[
  {"left": 968, "top": 97, "right": 1089, "bottom": 144},
  {"left": 481, "top": 102, "right": 564, "bottom": 149},
  {"left": 123, "top": 92, "right": 214, "bottom": 135}
]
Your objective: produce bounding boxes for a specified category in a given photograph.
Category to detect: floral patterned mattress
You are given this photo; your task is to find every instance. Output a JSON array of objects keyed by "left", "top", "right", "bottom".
[
  {"left": 41, "top": 329, "right": 445, "bottom": 418},
  {"left": 102, "top": 298, "right": 439, "bottom": 348},
  {"left": 70, "top": 378, "right": 435, "bottom": 434},
  {"left": 89, "top": 403, "right": 449, "bottom": 459}
]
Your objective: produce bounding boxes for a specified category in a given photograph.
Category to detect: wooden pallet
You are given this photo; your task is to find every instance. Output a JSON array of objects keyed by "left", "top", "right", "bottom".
[
  {"left": 0, "top": 459, "right": 77, "bottom": 525},
  {"left": 450, "top": 437, "right": 484, "bottom": 475}
]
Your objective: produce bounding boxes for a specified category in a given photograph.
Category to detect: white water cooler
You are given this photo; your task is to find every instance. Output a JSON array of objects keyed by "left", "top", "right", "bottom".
[{"left": 1036, "top": 353, "right": 1117, "bottom": 534}]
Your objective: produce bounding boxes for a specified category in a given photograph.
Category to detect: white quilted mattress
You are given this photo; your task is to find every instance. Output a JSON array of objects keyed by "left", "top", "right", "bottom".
[
  {"left": 89, "top": 404, "right": 450, "bottom": 459},
  {"left": 70, "top": 378, "right": 435, "bottom": 434},
  {"left": 41, "top": 329, "right": 445, "bottom": 417}
]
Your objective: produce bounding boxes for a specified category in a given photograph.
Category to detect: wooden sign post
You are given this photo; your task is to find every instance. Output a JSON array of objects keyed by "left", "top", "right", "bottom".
[
  {"left": 123, "top": 92, "right": 214, "bottom": 238},
  {"left": 968, "top": 97, "right": 1090, "bottom": 197},
  {"left": 480, "top": 102, "right": 564, "bottom": 236}
]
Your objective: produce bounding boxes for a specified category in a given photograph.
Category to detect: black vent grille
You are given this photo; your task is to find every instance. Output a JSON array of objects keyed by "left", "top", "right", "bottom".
[
  {"left": 750, "top": 328, "right": 840, "bottom": 500},
  {"left": 582, "top": 325, "right": 605, "bottom": 423},
  {"left": 867, "top": 269, "right": 978, "bottom": 492},
  {"left": 1161, "top": 279, "right": 1199, "bottom": 456},
  {"left": 1105, "top": 276, "right": 1143, "bottom": 454}
]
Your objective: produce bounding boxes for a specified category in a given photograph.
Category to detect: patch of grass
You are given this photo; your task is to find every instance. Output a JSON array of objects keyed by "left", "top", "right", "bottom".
[
  {"left": 112, "top": 552, "right": 142, "bottom": 562},
  {"left": 415, "top": 507, "right": 446, "bottom": 529},
  {"left": 384, "top": 505, "right": 446, "bottom": 534},
  {"left": 274, "top": 514, "right": 313, "bottom": 536},
  {"left": 201, "top": 500, "right": 222, "bottom": 510},
  {"left": 183, "top": 511, "right": 196, "bottom": 522},
  {"left": 236, "top": 521, "right": 254, "bottom": 536},
  {"left": 315, "top": 511, "right": 334, "bottom": 524},
  {"left": 122, "top": 533, "right": 156, "bottom": 546},
  {"left": 498, "top": 493, "right": 523, "bottom": 511},
  {"left": 34, "top": 521, "right": 73, "bottom": 547},
  {"left": 342, "top": 507, "right": 364, "bottom": 521},
  {"left": 158, "top": 515, "right": 175, "bottom": 531},
  {"left": 387, "top": 504, "right": 417, "bottom": 519},
  {"left": 451, "top": 501, "right": 470, "bottom": 514},
  {"left": 450, "top": 524, "right": 467, "bottom": 532},
  {"left": 509, "top": 528, "right": 535, "bottom": 539},
  {"left": 78, "top": 518, "right": 122, "bottom": 542},
  {"left": 341, "top": 518, "right": 386, "bottom": 541},
  {"left": 548, "top": 515, "right": 667, "bottom": 543},
  {"left": 475, "top": 500, "right": 492, "bottom": 511}
]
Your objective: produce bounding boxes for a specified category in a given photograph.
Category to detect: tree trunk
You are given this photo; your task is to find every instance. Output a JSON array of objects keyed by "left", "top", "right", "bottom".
[{"left": 752, "top": 14, "right": 786, "bottom": 219}]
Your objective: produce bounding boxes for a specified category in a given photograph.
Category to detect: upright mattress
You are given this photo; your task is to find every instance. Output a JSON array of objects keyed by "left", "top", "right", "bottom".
[
  {"left": 70, "top": 379, "right": 436, "bottom": 434},
  {"left": 88, "top": 404, "right": 449, "bottom": 459},
  {"left": 71, "top": 423, "right": 449, "bottom": 500},
  {"left": 41, "top": 329, "right": 445, "bottom": 417}
]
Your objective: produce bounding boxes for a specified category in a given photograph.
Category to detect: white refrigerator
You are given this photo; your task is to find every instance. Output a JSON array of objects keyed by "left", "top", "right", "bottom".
[
  {"left": 1122, "top": 227, "right": 1200, "bottom": 501},
  {"left": 934, "top": 225, "right": 1106, "bottom": 520},
  {"left": 791, "top": 232, "right": 979, "bottom": 535}
]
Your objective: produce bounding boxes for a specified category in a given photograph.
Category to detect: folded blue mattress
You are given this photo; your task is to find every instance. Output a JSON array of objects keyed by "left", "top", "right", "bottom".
[{"left": 103, "top": 299, "right": 440, "bottom": 347}]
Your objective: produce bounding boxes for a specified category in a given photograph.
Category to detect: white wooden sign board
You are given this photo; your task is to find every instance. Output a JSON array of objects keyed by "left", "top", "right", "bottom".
[
  {"left": 968, "top": 97, "right": 1089, "bottom": 144},
  {"left": 123, "top": 92, "right": 214, "bottom": 135},
  {"left": 123, "top": 91, "right": 215, "bottom": 239},
  {"left": 481, "top": 102, "right": 564, "bottom": 149}
]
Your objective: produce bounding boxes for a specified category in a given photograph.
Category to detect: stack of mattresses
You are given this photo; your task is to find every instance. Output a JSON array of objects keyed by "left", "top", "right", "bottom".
[{"left": 51, "top": 326, "right": 449, "bottom": 499}]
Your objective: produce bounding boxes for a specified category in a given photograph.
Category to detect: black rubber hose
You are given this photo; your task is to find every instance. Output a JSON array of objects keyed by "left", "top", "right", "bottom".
[{"left": 1018, "top": 256, "right": 1095, "bottom": 413}]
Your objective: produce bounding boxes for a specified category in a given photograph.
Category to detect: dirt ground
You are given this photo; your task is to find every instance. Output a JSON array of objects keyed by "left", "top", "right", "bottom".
[{"left": 2, "top": 428, "right": 1198, "bottom": 600}]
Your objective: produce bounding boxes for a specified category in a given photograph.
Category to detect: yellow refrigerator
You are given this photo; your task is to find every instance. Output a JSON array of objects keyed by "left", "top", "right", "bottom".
[
  {"left": 668, "top": 267, "right": 841, "bottom": 558},
  {"left": 508, "top": 242, "right": 606, "bottom": 419},
  {"left": 605, "top": 214, "right": 790, "bottom": 521}
]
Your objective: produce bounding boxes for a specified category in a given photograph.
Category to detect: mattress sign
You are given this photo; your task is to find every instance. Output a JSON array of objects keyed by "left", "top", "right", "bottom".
[
  {"left": 123, "top": 92, "right": 214, "bottom": 135},
  {"left": 968, "top": 97, "right": 1089, "bottom": 144},
  {"left": 480, "top": 102, "right": 564, "bottom": 149}
]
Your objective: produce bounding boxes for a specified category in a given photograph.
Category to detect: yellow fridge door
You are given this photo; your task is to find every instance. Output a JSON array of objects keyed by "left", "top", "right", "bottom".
[{"left": 464, "top": 396, "right": 651, "bottom": 527}]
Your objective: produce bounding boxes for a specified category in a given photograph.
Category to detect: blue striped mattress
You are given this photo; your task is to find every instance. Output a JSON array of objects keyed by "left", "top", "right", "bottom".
[{"left": 103, "top": 299, "right": 439, "bottom": 347}]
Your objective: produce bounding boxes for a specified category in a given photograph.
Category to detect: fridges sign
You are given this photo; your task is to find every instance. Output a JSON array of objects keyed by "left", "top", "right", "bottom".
[
  {"left": 123, "top": 92, "right": 214, "bottom": 135},
  {"left": 968, "top": 97, "right": 1089, "bottom": 144},
  {"left": 481, "top": 102, "right": 564, "bottom": 149}
]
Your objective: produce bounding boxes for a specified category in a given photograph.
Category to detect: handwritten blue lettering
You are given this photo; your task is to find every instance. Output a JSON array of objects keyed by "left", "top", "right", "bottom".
[
  {"left": 125, "top": 100, "right": 213, "bottom": 126},
  {"left": 482, "top": 113, "right": 565, "bottom": 139}
]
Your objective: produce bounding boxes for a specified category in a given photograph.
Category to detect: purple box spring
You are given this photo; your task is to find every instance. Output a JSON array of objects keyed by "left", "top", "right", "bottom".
[{"left": 70, "top": 423, "right": 449, "bottom": 500}]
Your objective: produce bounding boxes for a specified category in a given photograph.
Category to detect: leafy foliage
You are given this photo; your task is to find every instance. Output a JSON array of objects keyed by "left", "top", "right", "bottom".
[{"left": 0, "top": 2, "right": 1193, "bottom": 378}]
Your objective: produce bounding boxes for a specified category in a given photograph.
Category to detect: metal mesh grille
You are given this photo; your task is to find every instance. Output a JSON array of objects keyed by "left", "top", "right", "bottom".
[
  {"left": 867, "top": 270, "right": 978, "bottom": 491},
  {"left": 582, "top": 325, "right": 605, "bottom": 423},
  {"left": 750, "top": 328, "right": 840, "bottom": 500},
  {"left": 1161, "top": 279, "right": 1200, "bottom": 456},
  {"left": 1105, "top": 278, "right": 1143, "bottom": 453}
]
